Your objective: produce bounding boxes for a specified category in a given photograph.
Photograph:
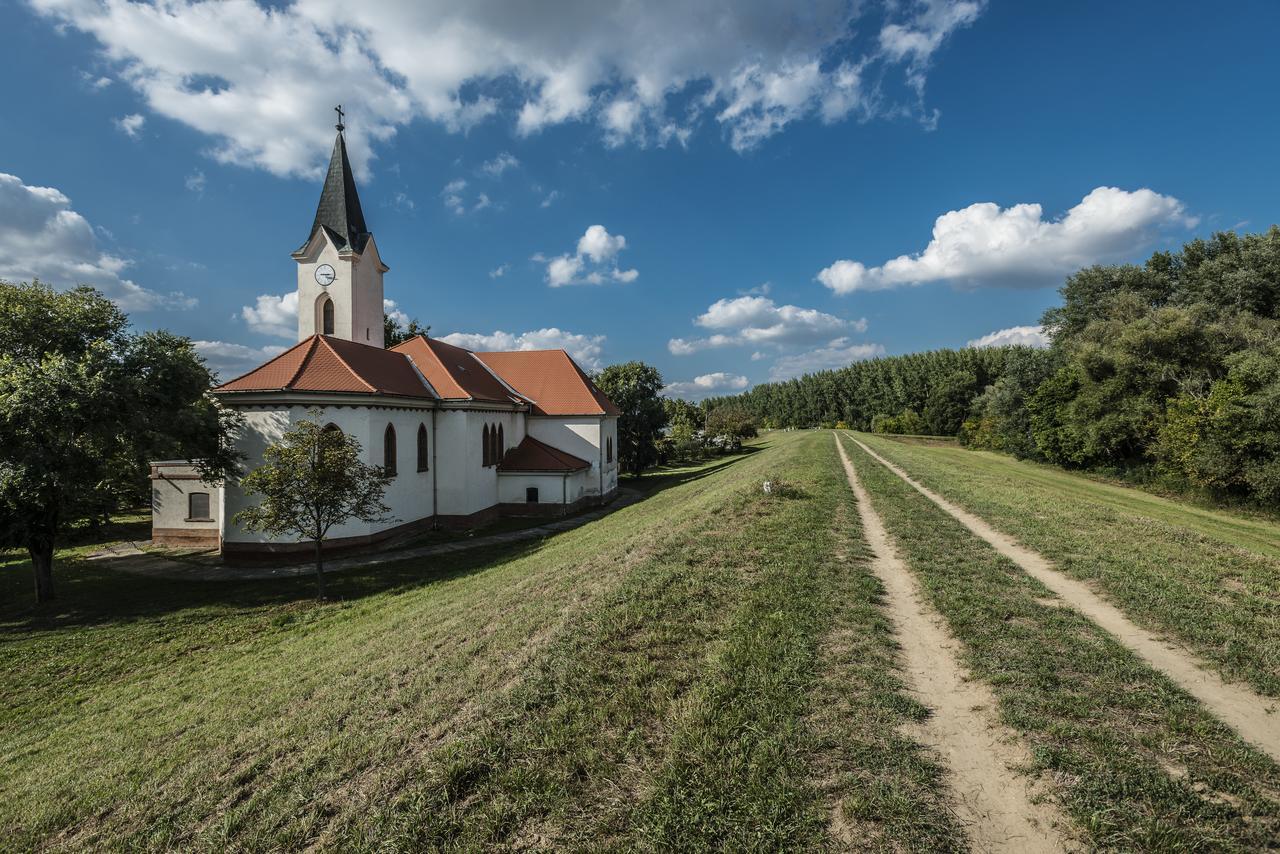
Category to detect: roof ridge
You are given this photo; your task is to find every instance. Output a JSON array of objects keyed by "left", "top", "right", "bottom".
[
  {"left": 318, "top": 336, "right": 377, "bottom": 393},
  {"left": 285, "top": 336, "right": 320, "bottom": 387},
  {"left": 214, "top": 336, "right": 309, "bottom": 389}
]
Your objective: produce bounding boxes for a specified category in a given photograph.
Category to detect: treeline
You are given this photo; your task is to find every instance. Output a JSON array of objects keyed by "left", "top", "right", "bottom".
[{"left": 711, "top": 226, "right": 1280, "bottom": 504}]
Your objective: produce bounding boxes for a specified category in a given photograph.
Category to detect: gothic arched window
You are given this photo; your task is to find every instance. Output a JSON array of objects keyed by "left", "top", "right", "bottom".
[
  {"left": 383, "top": 423, "right": 397, "bottom": 476},
  {"left": 417, "top": 423, "right": 429, "bottom": 472},
  {"left": 321, "top": 297, "right": 335, "bottom": 335},
  {"left": 607, "top": 436, "right": 613, "bottom": 464},
  {"left": 496, "top": 424, "right": 504, "bottom": 464},
  {"left": 482, "top": 423, "right": 491, "bottom": 467}
]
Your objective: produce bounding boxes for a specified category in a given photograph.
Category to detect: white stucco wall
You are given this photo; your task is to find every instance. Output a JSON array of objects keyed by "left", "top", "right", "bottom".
[
  {"left": 295, "top": 232, "right": 386, "bottom": 348},
  {"left": 432, "top": 408, "right": 526, "bottom": 517},
  {"left": 151, "top": 462, "right": 222, "bottom": 533},
  {"left": 497, "top": 472, "right": 566, "bottom": 504},
  {"left": 526, "top": 416, "right": 618, "bottom": 497},
  {"left": 221, "top": 403, "right": 434, "bottom": 545}
]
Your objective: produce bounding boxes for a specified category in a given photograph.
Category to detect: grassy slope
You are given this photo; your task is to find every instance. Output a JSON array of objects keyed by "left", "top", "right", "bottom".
[
  {"left": 857, "top": 433, "right": 1280, "bottom": 697},
  {"left": 842, "top": 434, "right": 1280, "bottom": 850},
  {"left": 1, "top": 433, "right": 961, "bottom": 851}
]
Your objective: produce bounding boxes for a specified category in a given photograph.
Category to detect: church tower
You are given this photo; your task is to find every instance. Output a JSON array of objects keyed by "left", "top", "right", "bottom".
[{"left": 292, "top": 109, "right": 388, "bottom": 348}]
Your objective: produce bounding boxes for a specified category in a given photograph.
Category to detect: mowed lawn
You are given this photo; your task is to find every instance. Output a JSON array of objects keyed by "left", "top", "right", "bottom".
[
  {"left": 855, "top": 433, "right": 1280, "bottom": 697},
  {"left": 0, "top": 431, "right": 963, "bottom": 851}
]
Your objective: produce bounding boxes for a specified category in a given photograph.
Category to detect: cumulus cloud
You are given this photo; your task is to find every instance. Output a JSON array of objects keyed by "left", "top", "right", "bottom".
[
  {"left": 480, "top": 152, "right": 519, "bottom": 177},
  {"left": 241, "top": 291, "right": 298, "bottom": 338},
  {"left": 383, "top": 298, "right": 410, "bottom": 328},
  {"left": 439, "top": 327, "right": 607, "bottom": 371},
  {"left": 0, "top": 172, "right": 194, "bottom": 311},
  {"left": 540, "top": 224, "right": 638, "bottom": 286},
  {"left": 668, "top": 295, "right": 862, "bottom": 354},
  {"left": 489, "top": 263, "right": 510, "bottom": 278},
  {"left": 29, "top": 0, "right": 985, "bottom": 176},
  {"left": 769, "top": 338, "right": 886, "bottom": 380},
  {"left": 540, "top": 189, "right": 561, "bottom": 208},
  {"left": 662, "top": 372, "right": 749, "bottom": 400},
  {"left": 115, "top": 113, "right": 145, "bottom": 138},
  {"left": 966, "top": 324, "right": 1050, "bottom": 349},
  {"left": 185, "top": 170, "right": 206, "bottom": 197},
  {"left": 194, "top": 340, "right": 288, "bottom": 380},
  {"left": 817, "top": 187, "right": 1195, "bottom": 294}
]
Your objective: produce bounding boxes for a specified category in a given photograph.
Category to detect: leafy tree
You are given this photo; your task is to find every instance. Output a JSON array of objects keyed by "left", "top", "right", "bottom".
[
  {"left": 233, "top": 412, "right": 393, "bottom": 598},
  {"left": 0, "top": 281, "right": 241, "bottom": 602},
  {"left": 595, "top": 362, "right": 666, "bottom": 476},
  {"left": 383, "top": 312, "right": 429, "bottom": 347},
  {"left": 705, "top": 405, "right": 757, "bottom": 442}
]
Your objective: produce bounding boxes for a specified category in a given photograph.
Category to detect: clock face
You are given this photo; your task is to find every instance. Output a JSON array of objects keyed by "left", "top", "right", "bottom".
[{"left": 314, "top": 264, "right": 336, "bottom": 286}]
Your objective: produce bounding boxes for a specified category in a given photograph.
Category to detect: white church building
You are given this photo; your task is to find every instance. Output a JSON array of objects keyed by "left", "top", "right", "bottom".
[{"left": 151, "top": 124, "right": 620, "bottom": 558}]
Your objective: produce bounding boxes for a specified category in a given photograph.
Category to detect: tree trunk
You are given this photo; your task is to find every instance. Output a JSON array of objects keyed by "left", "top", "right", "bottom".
[
  {"left": 313, "top": 538, "right": 327, "bottom": 600},
  {"left": 29, "top": 538, "right": 55, "bottom": 603}
]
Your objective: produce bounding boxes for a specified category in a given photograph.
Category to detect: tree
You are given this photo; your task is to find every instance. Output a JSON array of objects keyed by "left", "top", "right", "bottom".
[
  {"left": 384, "top": 312, "right": 429, "bottom": 347},
  {"left": 595, "top": 362, "right": 666, "bottom": 476},
  {"left": 0, "top": 281, "right": 241, "bottom": 602},
  {"left": 704, "top": 405, "right": 757, "bottom": 446},
  {"left": 234, "top": 413, "right": 393, "bottom": 599}
]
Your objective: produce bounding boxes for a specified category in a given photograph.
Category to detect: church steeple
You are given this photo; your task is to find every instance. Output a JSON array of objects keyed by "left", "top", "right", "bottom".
[{"left": 300, "top": 109, "right": 370, "bottom": 255}]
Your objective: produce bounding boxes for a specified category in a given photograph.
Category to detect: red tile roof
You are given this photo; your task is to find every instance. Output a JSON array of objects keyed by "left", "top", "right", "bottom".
[
  {"left": 474, "top": 349, "right": 620, "bottom": 416},
  {"left": 391, "top": 335, "right": 523, "bottom": 404},
  {"left": 215, "top": 335, "right": 434, "bottom": 398},
  {"left": 498, "top": 435, "right": 592, "bottom": 473}
]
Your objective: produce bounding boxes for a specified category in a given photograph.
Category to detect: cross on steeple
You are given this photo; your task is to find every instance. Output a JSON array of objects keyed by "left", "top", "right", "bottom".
[{"left": 334, "top": 104, "right": 345, "bottom": 133}]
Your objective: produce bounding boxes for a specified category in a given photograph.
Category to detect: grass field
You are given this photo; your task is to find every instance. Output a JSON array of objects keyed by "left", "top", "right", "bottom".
[
  {"left": 4, "top": 430, "right": 1278, "bottom": 851},
  {"left": 0, "top": 432, "right": 963, "bottom": 851}
]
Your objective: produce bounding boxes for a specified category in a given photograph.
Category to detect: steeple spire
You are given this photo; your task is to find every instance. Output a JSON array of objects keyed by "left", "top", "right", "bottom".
[{"left": 298, "top": 113, "right": 369, "bottom": 255}]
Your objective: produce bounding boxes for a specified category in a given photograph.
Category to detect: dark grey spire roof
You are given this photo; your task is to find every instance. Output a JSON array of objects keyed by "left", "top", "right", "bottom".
[{"left": 299, "top": 130, "right": 371, "bottom": 254}]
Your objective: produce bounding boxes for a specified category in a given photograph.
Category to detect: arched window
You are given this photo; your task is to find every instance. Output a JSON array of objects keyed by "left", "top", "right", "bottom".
[
  {"left": 321, "top": 297, "right": 335, "bottom": 335},
  {"left": 417, "top": 423, "right": 429, "bottom": 472},
  {"left": 496, "top": 424, "right": 504, "bottom": 464},
  {"left": 383, "top": 423, "right": 397, "bottom": 476},
  {"left": 607, "top": 436, "right": 613, "bottom": 464},
  {"left": 482, "top": 423, "right": 491, "bottom": 467}
]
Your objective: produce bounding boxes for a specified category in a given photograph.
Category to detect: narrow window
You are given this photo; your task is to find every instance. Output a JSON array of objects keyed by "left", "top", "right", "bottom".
[
  {"left": 188, "top": 492, "right": 210, "bottom": 520},
  {"left": 497, "top": 424, "right": 504, "bottom": 463},
  {"left": 417, "top": 423, "right": 429, "bottom": 472},
  {"left": 607, "top": 437, "right": 613, "bottom": 464},
  {"left": 322, "top": 297, "right": 335, "bottom": 335},
  {"left": 482, "top": 424, "right": 491, "bottom": 467},
  {"left": 384, "top": 423, "right": 397, "bottom": 476},
  {"left": 526, "top": 487, "right": 539, "bottom": 503}
]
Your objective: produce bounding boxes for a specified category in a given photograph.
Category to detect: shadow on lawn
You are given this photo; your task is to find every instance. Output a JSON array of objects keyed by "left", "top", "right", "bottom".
[{"left": 0, "top": 448, "right": 759, "bottom": 635}]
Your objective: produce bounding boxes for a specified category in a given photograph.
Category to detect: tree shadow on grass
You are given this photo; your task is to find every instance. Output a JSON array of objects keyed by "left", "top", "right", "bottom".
[
  {"left": 624, "top": 446, "right": 760, "bottom": 497},
  {"left": 0, "top": 537, "right": 545, "bottom": 637}
]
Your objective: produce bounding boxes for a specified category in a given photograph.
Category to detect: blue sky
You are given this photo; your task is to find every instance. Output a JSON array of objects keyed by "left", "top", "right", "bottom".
[{"left": 3, "top": 1, "right": 1278, "bottom": 398}]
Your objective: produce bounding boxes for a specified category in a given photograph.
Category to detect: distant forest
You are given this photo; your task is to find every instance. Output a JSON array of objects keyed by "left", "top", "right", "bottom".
[{"left": 709, "top": 227, "right": 1280, "bottom": 503}]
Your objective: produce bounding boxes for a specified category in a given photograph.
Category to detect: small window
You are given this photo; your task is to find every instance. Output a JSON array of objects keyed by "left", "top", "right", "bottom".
[
  {"left": 188, "top": 492, "right": 211, "bottom": 521},
  {"left": 526, "top": 487, "right": 539, "bottom": 503},
  {"left": 321, "top": 297, "right": 334, "bottom": 335},
  {"left": 417, "top": 423, "right": 429, "bottom": 472},
  {"left": 497, "top": 424, "right": 505, "bottom": 463},
  {"left": 482, "top": 424, "right": 491, "bottom": 466},
  {"left": 384, "top": 423, "right": 397, "bottom": 476},
  {"left": 606, "top": 436, "right": 613, "bottom": 464}
]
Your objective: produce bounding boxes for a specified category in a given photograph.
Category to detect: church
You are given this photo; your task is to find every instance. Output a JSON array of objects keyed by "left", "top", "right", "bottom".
[{"left": 150, "top": 121, "right": 621, "bottom": 558}]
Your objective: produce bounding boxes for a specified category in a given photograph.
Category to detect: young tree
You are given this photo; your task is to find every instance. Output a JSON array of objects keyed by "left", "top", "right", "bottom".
[
  {"left": 383, "top": 312, "right": 429, "bottom": 347},
  {"left": 595, "top": 362, "right": 667, "bottom": 476},
  {"left": 0, "top": 281, "right": 241, "bottom": 602},
  {"left": 233, "top": 413, "right": 393, "bottom": 598}
]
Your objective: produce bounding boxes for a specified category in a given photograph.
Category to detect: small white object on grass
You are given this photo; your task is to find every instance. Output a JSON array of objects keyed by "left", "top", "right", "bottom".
[{"left": 763, "top": 480, "right": 774, "bottom": 494}]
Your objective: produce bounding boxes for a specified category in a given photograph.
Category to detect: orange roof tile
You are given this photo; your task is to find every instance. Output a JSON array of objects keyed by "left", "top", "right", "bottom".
[
  {"left": 391, "top": 335, "right": 523, "bottom": 404},
  {"left": 498, "top": 435, "right": 592, "bottom": 473},
  {"left": 215, "top": 335, "right": 434, "bottom": 398},
  {"left": 473, "top": 350, "right": 620, "bottom": 416}
]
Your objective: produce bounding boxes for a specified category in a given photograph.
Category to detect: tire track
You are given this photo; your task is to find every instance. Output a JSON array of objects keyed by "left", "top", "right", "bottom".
[
  {"left": 847, "top": 433, "right": 1280, "bottom": 765},
  {"left": 834, "top": 435, "right": 1072, "bottom": 852}
]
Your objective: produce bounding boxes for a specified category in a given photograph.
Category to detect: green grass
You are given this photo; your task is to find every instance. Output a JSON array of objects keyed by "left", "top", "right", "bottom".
[
  {"left": 841, "top": 433, "right": 1280, "bottom": 851},
  {"left": 1, "top": 433, "right": 961, "bottom": 851},
  {"left": 856, "top": 433, "right": 1280, "bottom": 696}
]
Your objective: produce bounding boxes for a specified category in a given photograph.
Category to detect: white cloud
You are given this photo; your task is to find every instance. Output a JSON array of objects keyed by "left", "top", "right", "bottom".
[
  {"left": 240, "top": 291, "right": 297, "bottom": 338},
  {"left": 541, "top": 224, "right": 637, "bottom": 287},
  {"left": 540, "top": 189, "right": 561, "bottom": 208},
  {"left": 391, "top": 190, "right": 415, "bottom": 210},
  {"left": 30, "top": 0, "right": 985, "bottom": 176},
  {"left": 817, "top": 187, "right": 1195, "bottom": 294},
  {"left": 769, "top": 338, "right": 886, "bottom": 380},
  {"left": 0, "top": 172, "right": 194, "bottom": 311},
  {"left": 489, "top": 263, "right": 510, "bottom": 278},
  {"left": 185, "top": 170, "right": 206, "bottom": 197},
  {"left": 440, "top": 327, "right": 607, "bottom": 371},
  {"left": 383, "top": 298, "right": 410, "bottom": 328},
  {"left": 480, "top": 152, "right": 519, "bottom": 177},
  {"left": 194, "top": 340, "right": 287, "bottom": 381},
  {"left": 966, "top": 324, "right": 1050, "bottom": 349},
  {"left": 662, "top": 372, "right": 749, "bottom": 400},
  {"left": 668, "top": 295, "right": 861, "bottom": 353},
  {"left": 115, "top": 113, "right": 145, "bottom": 138},
  {"left": 441, "top": 178, "right": 467, "bottom": 215}
]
